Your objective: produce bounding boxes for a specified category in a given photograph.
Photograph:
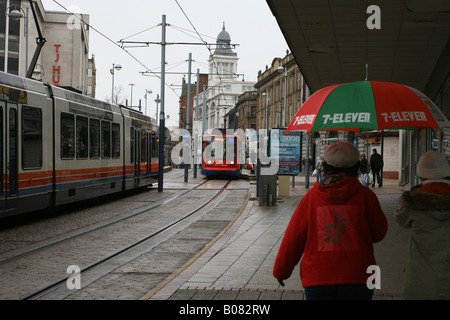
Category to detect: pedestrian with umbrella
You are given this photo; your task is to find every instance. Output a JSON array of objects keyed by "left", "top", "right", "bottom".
[
  {"left": 275, "top": 79, "right": 450, "bottom": 299},
  {"left": 273, "top": 142, "right": 388, "bottom": 300}
]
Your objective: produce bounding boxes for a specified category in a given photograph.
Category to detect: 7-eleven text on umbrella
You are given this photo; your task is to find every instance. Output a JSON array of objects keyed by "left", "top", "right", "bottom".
[
  {"left": 380, "top": 111, "right": 427, "bottom": 123},
  {"left": 322, "top": 112, "right": 371, "bottom": 125},
  {"left": 293, "top": 114, "right": 316, "bottom": 125}
]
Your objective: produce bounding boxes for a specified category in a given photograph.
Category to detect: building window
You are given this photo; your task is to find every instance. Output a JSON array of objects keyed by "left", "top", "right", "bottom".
[
  {"left": 290, "top": 75, "right": 293, "bottom": 94},
  {"left": 2, "top": 0, "right": 21, "bottom": 75}
]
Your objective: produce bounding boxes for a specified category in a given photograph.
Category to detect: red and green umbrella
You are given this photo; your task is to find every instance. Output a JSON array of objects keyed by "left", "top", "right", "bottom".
[{"left": 285, "top": 81, "right": 450, "bottom": 134}]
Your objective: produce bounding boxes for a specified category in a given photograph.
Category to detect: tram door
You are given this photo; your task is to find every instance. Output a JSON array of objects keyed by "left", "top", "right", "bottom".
[
  {"left": 0, "top": 102, "right": 18, "bottom": 213},
  {"left": 134, "top": 128, "right": 141, "bottom": 186},
  {"left": 146, "top": 132, "right": 151, "bottom": 175}
]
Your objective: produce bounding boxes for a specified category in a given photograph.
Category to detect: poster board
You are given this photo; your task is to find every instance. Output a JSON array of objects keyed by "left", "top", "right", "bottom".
[{"left": 270, "top": 129, "right": 302, "bottom": 175}]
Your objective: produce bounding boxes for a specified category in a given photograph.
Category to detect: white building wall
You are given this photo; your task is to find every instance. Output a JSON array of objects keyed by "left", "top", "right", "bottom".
[
  {"left": 194, "top": 25, "right": 256, "bottom": 131},
  {"left": 14, "top": 1, "right": 89, "bottom": 94},
  {"left": 197, "top": 56, "right": 255, "bottom": 130},
  {"left": 41, "top": 11, "right": 89, "bottom": 93}
]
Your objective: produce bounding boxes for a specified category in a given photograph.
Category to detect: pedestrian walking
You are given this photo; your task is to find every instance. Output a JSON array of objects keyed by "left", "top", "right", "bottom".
[
  {"left": 360, "top": 154, "right": 369, "bottom": 187},
  {"left": 316, "top": 157, "right": 323, "bottom": 183},
  {"left": 273, "top": 142, "right": 388, "bottom": 300},
  {"left": 370, "top": 148, "right": 383, "bottom": 187},
  {"left": 395, "top": 150, "right": 450, "bottom": 300}
]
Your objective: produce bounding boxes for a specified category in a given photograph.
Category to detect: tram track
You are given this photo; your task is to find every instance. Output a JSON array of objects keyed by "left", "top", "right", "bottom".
[
  {"left": 0, "top": 170, "right": 200, "bottom": 265},
  {"left": 0, "top": 176, "right": 233, "bottom": 300}
]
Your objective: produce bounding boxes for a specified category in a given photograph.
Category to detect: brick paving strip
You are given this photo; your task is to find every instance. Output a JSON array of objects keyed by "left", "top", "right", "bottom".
[{"left": 141, "top": 189, "right": 252, "bottom": 300}]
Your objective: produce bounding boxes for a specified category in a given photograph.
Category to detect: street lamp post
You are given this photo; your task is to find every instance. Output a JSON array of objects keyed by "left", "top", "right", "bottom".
[
  {"left": 277, "top": 66, "right": 287, "bottom": 128},
  {"left": 144, "top": 90, "right": 152, "bottom": 116},
  {"left": 258, "top": 91, "right": 270, "bottom": 199},
  {"left": 157, "top": 14, "right": 167, "bottom": 193},
  {"left": 154, "top": 94, "right": 161, "bottom": 124},
  {"left": 261, "top": 91, "right": 271, "bottom": 161},
  {"left": 193, "top": 68, "right": 200, "bottom": 179},
  {"left": 261, "top": 92, "right": 269, "bottom": 133},
  {"left": 110, "top": 63, "right": 122, "bottom": 103},
  {"left": 32, "top": 63, "right": 44, "bottom": 80},
  {"left": 4, "top": 0, "right": 11, "bottom": 72},
  {"left": 305, "top": 86, "right": 311, "bottom": 189},
  {"left": 129, "top": 83, "right": 135, "bottom": 107}
]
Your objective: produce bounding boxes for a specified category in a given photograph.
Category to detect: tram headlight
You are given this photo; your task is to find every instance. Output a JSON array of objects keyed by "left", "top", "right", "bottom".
[
  {"left": 230, "top": 161, "right": 235, "bottom": 165},
  {"left": 207, "top": 160, "right": 213, "bottom": 165}
]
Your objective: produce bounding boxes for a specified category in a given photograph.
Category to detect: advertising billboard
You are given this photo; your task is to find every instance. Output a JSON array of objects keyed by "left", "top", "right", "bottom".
[{"left": 270, "top": 129, "right": 302, "bottom": 175}]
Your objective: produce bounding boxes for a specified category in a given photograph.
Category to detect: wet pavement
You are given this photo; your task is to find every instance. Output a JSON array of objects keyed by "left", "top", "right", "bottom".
[{"left": 144, "top": 174, "right": 409, "bottom": 301}]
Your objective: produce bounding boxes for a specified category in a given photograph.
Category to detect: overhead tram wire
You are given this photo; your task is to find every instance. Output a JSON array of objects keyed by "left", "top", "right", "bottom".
[
  {"left": 174, "top": 0, "right": 223, "bottom": 79},
  {"left": 139, "top": 60, "right": 194, "bottom": 78},
  {"left": 169, "top": 24, "right": 216, "bottom": 42},
  {"left": 113, "top": 24, "right": 238, "bottom": 98},
  {"left": 174, "top": 0, "right": 239, "bottom": 110},
  {"left": 119, "top": 24, "right": 160, "bottom": 42},
  {"left": 52, "top": 0, "right": 178, "bottom": 97}
]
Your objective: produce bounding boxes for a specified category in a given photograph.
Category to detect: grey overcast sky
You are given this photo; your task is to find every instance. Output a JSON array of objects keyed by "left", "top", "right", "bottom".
[{"left": 41, "top": 0, "right": 289, "bottom": 127}]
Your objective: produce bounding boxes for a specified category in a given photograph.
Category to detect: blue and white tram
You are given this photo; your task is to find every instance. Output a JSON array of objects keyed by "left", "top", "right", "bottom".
[{"left": 0, "top": 71, "right": 158, "bottom": 218}]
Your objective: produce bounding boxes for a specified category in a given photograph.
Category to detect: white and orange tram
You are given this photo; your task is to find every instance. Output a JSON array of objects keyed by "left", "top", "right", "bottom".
[
  {"left": 0, "top": 71, "right": 158, "bottom": 218},
  {"left": 201, "top": 129, "right": 242, "bottom": 178}
]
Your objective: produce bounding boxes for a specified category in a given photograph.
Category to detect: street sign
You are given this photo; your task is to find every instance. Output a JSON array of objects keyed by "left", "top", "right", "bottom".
[
  {"left": 182, "top": 130, "right": 190, "bottom": 141},
  {"left": 270, "top": 129, "right": 302, "bottom": 175}
]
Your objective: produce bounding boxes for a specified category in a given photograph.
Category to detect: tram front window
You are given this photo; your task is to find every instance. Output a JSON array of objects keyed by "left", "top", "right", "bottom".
[{"left": 204, "top": 136, "right": 237, "bottom": 164}]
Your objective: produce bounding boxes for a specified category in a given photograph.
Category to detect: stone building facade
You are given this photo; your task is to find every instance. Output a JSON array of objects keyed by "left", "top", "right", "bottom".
[
  {"left": 254, "top": 50, "right": 400, "bottom": 178},
  {"left": 228, "top": 90, "right": 257, "bottom": 130},
  {"left": 254, "top": 51, "right": 307, "bottom": 131}
]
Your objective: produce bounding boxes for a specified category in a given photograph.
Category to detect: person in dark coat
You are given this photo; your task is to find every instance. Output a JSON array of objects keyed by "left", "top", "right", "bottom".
[
  {"left": 370, "top": 148, "right": 383, "bottom": 187},
  {"left": 360, "top": 154, "right": 369, "bottom": 187}
]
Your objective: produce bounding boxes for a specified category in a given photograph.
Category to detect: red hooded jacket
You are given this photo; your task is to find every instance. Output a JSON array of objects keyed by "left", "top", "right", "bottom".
[{"left": 273, "top": 176, "right": 388, "bottom": 287}]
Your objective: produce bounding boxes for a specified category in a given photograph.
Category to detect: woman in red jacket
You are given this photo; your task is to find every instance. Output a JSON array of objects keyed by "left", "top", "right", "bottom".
[{"left": 273, "top": 142, "right": 388, "bottom": 300}]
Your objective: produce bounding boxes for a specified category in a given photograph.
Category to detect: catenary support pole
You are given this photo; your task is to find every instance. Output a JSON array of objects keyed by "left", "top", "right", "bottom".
[
  {"left": 305, "top": 87, "right": 311, "bottom": 189},
  {"left": 202, "top": 84, "right": 206, "bottom": 135},
  {"left": 158, "top": 15, "right": 166, "bottom": 192},
  {"left": 193, "top": 69, "right": 200, "bottom": 178},
  {"left": 185, "top": 53, "right": 192, "bottom": 183}
]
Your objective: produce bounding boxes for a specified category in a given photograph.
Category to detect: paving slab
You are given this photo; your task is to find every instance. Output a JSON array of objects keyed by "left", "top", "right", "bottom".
[{"left": 148, "top": 176, "right": 408, "bottom": 301}]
